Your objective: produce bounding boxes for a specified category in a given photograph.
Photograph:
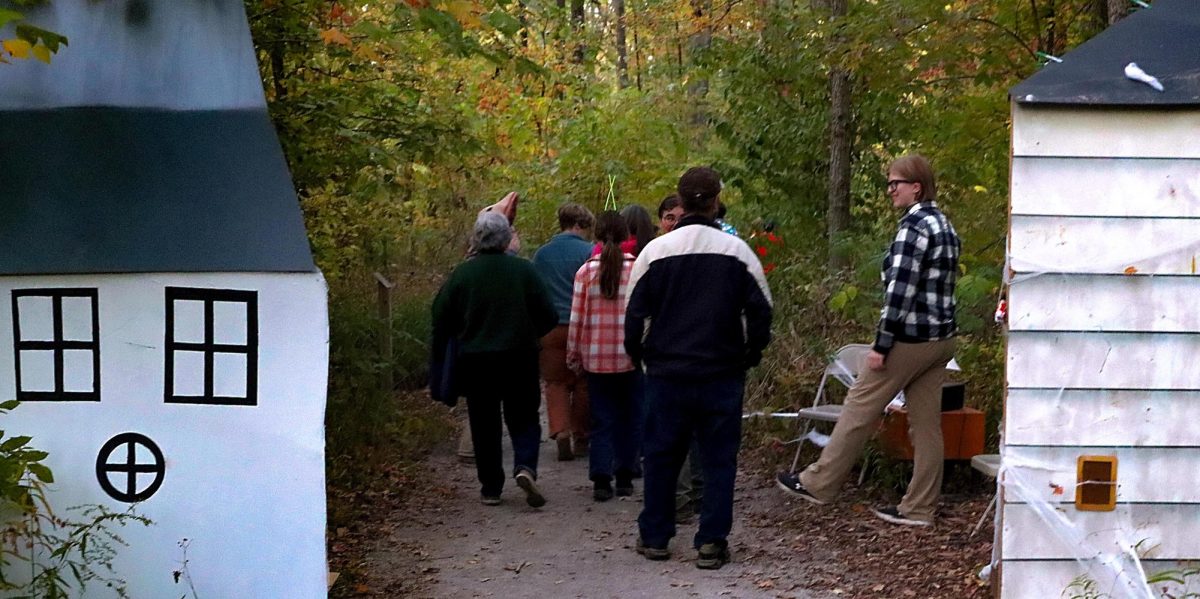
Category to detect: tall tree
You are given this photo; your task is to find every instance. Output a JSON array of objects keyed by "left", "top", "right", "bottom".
[
  {"left": 613, "top": 0, "right": 629, "bottom": 88},
  {"left": 822, "top": 0, "right": 851, "bottom": 271}
]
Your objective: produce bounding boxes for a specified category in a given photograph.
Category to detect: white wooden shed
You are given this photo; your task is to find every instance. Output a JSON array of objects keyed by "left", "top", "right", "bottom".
[
  {"left": 1002, "top": 1, "right": 1200, "bottom": 596},
  {"left": 0, "top": 2, "right": 329, "bottom": 597}
]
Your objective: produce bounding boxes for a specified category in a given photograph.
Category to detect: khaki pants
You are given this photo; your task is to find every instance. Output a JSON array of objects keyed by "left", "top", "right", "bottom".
[
  {"left": 799, "top": 338, "right": 956, "bottom": 522},
  {"left": 540, "top": 325, "right": 590, "bottom": 441}
]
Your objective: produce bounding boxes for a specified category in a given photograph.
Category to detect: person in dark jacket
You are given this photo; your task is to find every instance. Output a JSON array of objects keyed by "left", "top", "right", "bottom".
[
  {"left": 626, "top": 166, "right": 773, "bottom": 569},
  {"left": 432, "top": 212, "right": 559, "bottom": 507}
]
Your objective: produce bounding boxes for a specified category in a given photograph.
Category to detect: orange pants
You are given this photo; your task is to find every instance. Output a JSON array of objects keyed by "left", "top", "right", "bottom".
[{"left": 540, "top": 325, "right": 590, "bottom": 441}]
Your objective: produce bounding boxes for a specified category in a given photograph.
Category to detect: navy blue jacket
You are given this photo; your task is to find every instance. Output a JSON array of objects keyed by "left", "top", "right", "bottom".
[{"left": 624, "top": 216, "right": 773, "bottom": 378}]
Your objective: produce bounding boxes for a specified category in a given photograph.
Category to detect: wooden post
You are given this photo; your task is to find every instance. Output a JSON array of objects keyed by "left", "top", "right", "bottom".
[{"left": 374, "top": 272, "right": 395, "bottom": 393}]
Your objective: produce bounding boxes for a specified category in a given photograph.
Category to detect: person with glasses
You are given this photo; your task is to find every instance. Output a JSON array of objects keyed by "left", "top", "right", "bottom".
[{"left": 776, "top": 153, "right": 960, "bottom": 527}]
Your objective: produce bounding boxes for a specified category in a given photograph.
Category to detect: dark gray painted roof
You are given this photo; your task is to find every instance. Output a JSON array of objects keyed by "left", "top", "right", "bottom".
[
  {"left": 1011, "top": 0, "right": 1200, "bottom": 105},
  {"left": 0, "top": 108, "right": 316, "bottom": 274}
]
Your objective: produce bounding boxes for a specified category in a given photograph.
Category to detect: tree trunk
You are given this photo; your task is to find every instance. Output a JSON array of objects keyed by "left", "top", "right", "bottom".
[
  {"left": 613, "top": 0, "right": 629, "bottom": 88},
  {"left": 1107, "top": 0, "right": 1130, "bottom": 25},
  {"left": 686, "top": 0, "right": 712, "bottom": 139},
  {"left": 826, "top": 0, "right": 851, "bottom": 271},
  {"left": 571, "top": 0, "right": 585, "bottom": 62}
]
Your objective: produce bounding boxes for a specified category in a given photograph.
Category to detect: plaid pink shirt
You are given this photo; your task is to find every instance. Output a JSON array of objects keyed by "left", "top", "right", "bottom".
[{"left": 566, "top": 255, "right": 635, "bottom": 373}]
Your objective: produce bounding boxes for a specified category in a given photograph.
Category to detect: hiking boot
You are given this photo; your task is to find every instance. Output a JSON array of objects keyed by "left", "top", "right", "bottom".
[
  {"left": 635, "top": 537, "right": 670, "bottom": 561},
  {"left": 593, "top": 480, "right": 614, "bottom": 502},
  {"left": 556, "top": 436, "right": 574, "bottom": 461},
  {"left": 515, "top": 470, "right": 546, "bottom": 508},
  {"left": 696, "top": 543, "right": 731, "bottom": 570},
  {"left": 775, "top": 472, "right": 826, "bottom": 505},
  {"left": 480, "top": 495, "right": 501, "bottom": 506},
  {"left": 871, "top": 506, "right": 932, "bottom": 527},
  {"left": 615, "top": 474, "right": 634, "bottom": 497}
]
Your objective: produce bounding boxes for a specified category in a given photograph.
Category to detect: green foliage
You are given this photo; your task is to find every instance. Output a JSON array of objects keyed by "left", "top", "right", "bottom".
[{"left": 0, "top": 401, "right": 151, "bottom": 597}]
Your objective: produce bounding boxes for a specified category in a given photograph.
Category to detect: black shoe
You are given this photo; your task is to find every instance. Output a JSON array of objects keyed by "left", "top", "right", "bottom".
[
  {"left": 615, "top": 475, "right": 634, "bottom": 497},
  {"left": 635, "top": 537, "right": 670, "bottom": 561},
  {"left": 515, "top": 470, "right": 546, "bottom": 508},
  {"left": 480, "top": 495, "right": 501, "bottom": 506},
  {"left": 696, "top": 542, "right": 730, "bottom": 569},
  {"left": 775, "top": 472, "right": 826, "bottom": 505},
  {"left": 871, "top": 506, "right": 932, "bottom": 527},
  {"left": 593, "top": 480, "right": 614, "bottom": 502}
]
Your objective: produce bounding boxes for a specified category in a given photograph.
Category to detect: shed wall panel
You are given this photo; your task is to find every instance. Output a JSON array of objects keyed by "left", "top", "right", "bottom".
[
  {"left": 1008, "top": 332, "right": 1200, "bottom": 389},
  {"left": 1002, "top": 504, "right": 1200, "bottom": 560},
  {"left": 1009, "top": 275, "right": 1200, "bottom": 332},
  {"left": 1001, "top": 560, "right": 1190, "bottom": 599},
  {"left": 1010, "top": 215, "right": 1200, "bottom": 275},
  {"left": 1002, "top": 446, "right": 1200, "bottom": 503},
  {"left": 1011, "top": 157, "right": 1200, "bottom": 217},
  {"left": 1006, "top": 389, "right": 1200, "bottom": 446},
  {"left": 1013, "top": 107, "right": 1200, "bottom": 158}
]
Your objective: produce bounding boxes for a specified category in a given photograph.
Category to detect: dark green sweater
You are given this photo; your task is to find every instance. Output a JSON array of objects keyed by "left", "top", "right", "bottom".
[{"left": 432, "top": 252, "right": 558, "bottom": 354}]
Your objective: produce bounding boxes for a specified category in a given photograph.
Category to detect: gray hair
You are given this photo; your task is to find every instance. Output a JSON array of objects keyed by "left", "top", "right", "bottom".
[{"left": 472, "top": 211, "right": 513, "bottom": 253}]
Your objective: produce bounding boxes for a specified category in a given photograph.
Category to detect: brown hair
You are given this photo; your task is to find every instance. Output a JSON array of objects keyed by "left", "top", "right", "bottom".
[
  {"left": 657, "top": 194, "right": 681, "bottom": 218},
  {"left": 677, "top": 167, "right": 721, "bottom": 213},
  {"left": 594, "top": 211, "right": 628, "bottom": 300},
  {"left": 557, "top": 202, "right": 595, "bottom": 231},
  {"left": 619, "top": 204, "right": 654, "bottom": 256},
  {"left": 888, "top": 154, "right": 937, "bottom": 202}
]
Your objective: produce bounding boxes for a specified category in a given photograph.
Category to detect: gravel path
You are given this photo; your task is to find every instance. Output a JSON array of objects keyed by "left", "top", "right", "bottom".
[{"left": 361, "top": 430, "right": 830, "bottom": 599}]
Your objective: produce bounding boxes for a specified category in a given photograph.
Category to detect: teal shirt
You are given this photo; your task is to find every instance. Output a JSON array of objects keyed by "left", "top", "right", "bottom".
[
  {"left": 532, "top": 231, "right": 593, "bottom": 324},
  {"left": 432, "top": 252, "right": 558, "bottom": 354}
]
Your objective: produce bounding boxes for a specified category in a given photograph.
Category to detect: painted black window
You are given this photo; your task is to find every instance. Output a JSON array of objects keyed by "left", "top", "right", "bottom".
[
  {"left": 165, "top": 287, "right": 258, "bottom": 406},
  {"left": 11, "top": 288, "right": 101, "bottom": 401}
]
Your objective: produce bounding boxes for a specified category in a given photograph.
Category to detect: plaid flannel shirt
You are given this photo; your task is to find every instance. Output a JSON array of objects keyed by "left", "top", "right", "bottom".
[
  {"left": 873, "top": 201, "right": 960, "bottom": 355},
  {"left": 567, "top": 255, "right": 636, "bottom": 373}
]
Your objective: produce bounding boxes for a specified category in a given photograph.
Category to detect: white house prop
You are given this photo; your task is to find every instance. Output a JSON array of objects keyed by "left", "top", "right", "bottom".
[
  {"left": 0, "top": 2, "right": 329, "bottom": 597},
  {"left": 1001, "top": 1, "right": 1200, "bottom": 597}
]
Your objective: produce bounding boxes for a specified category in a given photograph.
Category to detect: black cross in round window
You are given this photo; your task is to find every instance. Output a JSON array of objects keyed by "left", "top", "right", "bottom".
[{"left": 95, "top": 432, "right": 165, "bottom": 503}]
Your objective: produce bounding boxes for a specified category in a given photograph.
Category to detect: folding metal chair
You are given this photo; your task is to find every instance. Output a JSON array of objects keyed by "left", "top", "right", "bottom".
[
  {"left": 969, "top": 453, "right": 1001, "bottom": 538},
  {"left": 787, "top": 343, "right": 872, "bottom": 473}
]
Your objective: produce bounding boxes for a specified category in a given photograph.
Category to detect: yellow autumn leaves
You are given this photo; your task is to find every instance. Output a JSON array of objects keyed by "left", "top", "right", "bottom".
[{"left": 2, "top": 37, "right": 52, "bottom": 63}]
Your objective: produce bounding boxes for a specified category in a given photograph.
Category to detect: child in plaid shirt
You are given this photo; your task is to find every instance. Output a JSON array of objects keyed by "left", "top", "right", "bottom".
[{"left": 567, "top": 211, "right": 643, "bottom": 501}]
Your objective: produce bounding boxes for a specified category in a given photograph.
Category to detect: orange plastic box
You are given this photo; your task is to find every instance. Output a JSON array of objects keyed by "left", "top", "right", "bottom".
[{"left": 877, "top": 407, "right": 985, "bottom": 460}]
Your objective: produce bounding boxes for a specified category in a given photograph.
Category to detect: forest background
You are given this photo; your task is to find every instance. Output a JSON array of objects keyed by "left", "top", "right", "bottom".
[{"left": 242, "top": 0, "right": 1133, "bottom": 516}]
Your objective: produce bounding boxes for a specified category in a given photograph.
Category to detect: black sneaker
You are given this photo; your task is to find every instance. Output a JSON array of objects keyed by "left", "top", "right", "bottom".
[
  {"left": 635, "top": 537, "right": 670, "bottom": 561},
  {"left": 775, "top": 472, "right": 826, "bottom": 505},
  {"left": 480, "top": 495, "right": 501, "bottom": 506},
  {"left": 871, "top": 506, "right": 932, "bottom": 527},
  {"left": 615, "top": 474, "right": 634, "bottom": 497},
  {"left": 515, "top": 470, "right": 546, "bottom": 508},
  {"left": 593, "top": 480, "right": 614, "bottom": 502},
  {"left": 696, "top": 542, "right": 730, "bottom": 569}
]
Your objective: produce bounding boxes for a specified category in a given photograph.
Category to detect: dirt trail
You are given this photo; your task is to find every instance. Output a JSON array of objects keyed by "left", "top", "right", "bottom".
[{"left": 360, "top": 432, "right": 829, "bottom": 599}]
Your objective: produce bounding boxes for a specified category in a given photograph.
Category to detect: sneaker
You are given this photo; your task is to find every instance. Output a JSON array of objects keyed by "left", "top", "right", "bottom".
[
  {"left": 515, "top": 470, "right": 546, "bottom": 508},
  {"left": 615, "top": 475, "right": 634, "bottom": 497},
  {"left": 775, "top": 472, "right": 826, "bottom": 505},
  {"left": 871, "top": 506, "right": 932, "bottom": 527},
  {"left": 593, "top": 480, "right": 614, "bottom": 502},
  {"left": 635, "top": 537, "right": 670, "bottom": 561},
  {"left": 696, "top": 543, "right": 731, "bottom": 570},
  {"left": 480, "top": 495, "right": 501, "bottom": 506},
  {"left": 556, "top": 436, "right": 574, "bottom": 461}
]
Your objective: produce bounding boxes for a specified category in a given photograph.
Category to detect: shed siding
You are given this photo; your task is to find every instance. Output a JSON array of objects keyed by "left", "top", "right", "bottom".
[
  {"left": 1004, "top": 104, "right": 1200, "bottom": 595},
  {"left": 1007, "top": 389, "right": 1200, "bottom": 446},
  {"left": 1013, "top": 108, "right": 1200, "bottom": 158},
  {"left": 1002, "top": 504, "right": 1200, "bottom": 560},
  {"left": 1009, "top": 275, "right": 1200, "bottom": 332},
  {"left": 1012, "top": 157, "right": 1200, "bottom": 218}
]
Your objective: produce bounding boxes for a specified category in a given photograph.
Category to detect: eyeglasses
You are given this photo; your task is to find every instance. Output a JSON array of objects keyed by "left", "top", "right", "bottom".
[{"left": 886, "top": 179, "right": 915, "bottom": 191}]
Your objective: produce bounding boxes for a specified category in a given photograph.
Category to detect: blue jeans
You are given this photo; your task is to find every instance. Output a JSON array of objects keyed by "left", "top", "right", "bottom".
[
  {"left": 638, "top": 373, "right": 745, "bottom": 549},
  {"left": 586, "top": 370, "right": 643, "bottom": 481},
  {"left": 460, "top": 350, "right": 542, "bottom": 497}
]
